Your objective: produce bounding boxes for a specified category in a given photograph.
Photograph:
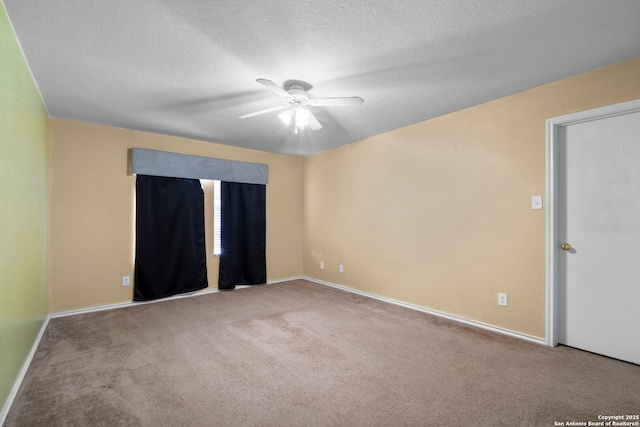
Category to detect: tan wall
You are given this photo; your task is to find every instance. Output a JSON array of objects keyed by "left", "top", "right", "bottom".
[
  {"left": 49, "top": 119, "right": 303, "bottom": 313},
  {"left": 302, "top": 57, "right": 640, "bottom": 339}
]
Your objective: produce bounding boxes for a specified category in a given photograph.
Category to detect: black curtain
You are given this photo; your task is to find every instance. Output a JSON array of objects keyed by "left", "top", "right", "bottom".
[
  {"left": 134, "top": 175, "right": 208, "bottom": 301},
  {"left": 218, "top": 182, "right": 267, "bottom": 290}
]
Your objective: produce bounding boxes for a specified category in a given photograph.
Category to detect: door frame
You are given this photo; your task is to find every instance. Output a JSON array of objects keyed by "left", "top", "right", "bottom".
[{"left": 545, "top": 98, "right": 640, "bottom": 347}]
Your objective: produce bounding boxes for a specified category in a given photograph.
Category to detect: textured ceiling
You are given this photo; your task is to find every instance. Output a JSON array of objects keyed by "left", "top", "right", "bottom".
[{"left": 4, "top": 1, "right": 640, "bottom": 156}]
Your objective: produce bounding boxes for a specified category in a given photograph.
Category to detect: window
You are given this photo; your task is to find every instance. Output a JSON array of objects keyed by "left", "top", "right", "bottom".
[
  {"left": 213, "top": 180, "right": 222, "bottom": 256},
  {"left": 199, "top": 179, "right": 222, "bottom": 256}
]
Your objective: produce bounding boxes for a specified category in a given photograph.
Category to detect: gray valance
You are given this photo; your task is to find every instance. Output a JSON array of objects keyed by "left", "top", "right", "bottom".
[{"left": 129, "top": 148, "right": 268, "bottom": 185}]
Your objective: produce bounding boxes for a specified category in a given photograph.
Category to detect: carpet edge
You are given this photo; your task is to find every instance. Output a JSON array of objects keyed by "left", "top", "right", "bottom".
[
  {"left": 302, "top": 276, "right": 546, "bottom": 346},
  {"left": 1, "top": 315, "right": 50, "bottom": 426},
  {"left": 50, "top": 276, "right": 304, "bottom": 319}
]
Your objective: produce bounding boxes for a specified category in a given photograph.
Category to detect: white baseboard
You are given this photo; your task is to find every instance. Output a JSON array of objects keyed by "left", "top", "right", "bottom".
[
  {"left": 52, "top": 276, "right": 543, "bottom": 345},
  {"left": 1, "top": 315, "right": 50, "bottom": 426},
  {"left": 51, "top": 276, "right": 305, "bottom": 318},
  {"left": 266, "top": 276, "right": 303, "bottom": 284},
  {"left": 302, "top": 276, "right": 546, "bottom": 345},
  {"left": 51, "top": 288, "right": 224, "bottom": 318},
  {"left": 51, "top": 300, "right": 136, "bottom": 318}
]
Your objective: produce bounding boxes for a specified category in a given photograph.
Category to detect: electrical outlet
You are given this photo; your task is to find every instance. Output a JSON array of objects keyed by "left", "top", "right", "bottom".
[
  {"left": 498, "top": 293, "right": 508, "bottom": 307},
  {"left": 320, "top": 261, "right": 324, "bottom": 270},
  {"left": 339, "top": 264, "right": 344, "bottom": 273},
  {"left": 122, "top": 276, "right": 131, "bottom": 287}
]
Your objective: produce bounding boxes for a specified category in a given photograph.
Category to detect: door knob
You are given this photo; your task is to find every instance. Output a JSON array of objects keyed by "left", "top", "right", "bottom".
[{"left": 561, "top": 242, "right": 572, "bottom": 251}]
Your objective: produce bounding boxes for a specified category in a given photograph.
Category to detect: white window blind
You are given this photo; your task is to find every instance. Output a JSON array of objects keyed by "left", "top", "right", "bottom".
[{"left": 213, "top": 180, "right": 222, "bottom": 256}]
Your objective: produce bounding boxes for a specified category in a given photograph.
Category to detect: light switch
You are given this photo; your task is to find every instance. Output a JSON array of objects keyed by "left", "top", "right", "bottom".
[{"left": 531, "top": 196, "right": 543, "bottom": 210}]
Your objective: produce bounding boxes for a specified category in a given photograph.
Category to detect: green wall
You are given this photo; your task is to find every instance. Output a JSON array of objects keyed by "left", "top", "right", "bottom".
[{"left": 0, "top": 1, "right": 49, "bottom": 412}]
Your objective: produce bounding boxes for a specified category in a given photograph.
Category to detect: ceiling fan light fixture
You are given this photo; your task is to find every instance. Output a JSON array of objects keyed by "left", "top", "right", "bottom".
[
  {"left": 278, "top": 109, "right": 294, "bottom": 125},
  {"left": 295, "top": 108, "right": 309, "bottom": 128}
]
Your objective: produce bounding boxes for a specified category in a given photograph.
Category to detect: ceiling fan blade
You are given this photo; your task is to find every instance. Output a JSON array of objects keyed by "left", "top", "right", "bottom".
[
  {"left": 306, "top": 110, "right": 323, "bottom": 130},
  {"left": 308, "top": 96, "right": 364, "bottom": 107},
  {"left": 256, "top": 79, "right": 290, "bottom": 99},
  {"left": 239, "top": 105, "right": 286, "bottom": 119}
]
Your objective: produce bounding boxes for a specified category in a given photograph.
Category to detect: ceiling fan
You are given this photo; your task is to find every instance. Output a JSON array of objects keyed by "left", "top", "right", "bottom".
[{"left": 239, "top": 79, "right": 364, "bottom": 132}]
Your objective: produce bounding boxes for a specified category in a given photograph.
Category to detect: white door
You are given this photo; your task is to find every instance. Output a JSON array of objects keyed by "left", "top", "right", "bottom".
[{"left": 556, "top": 107, "right": 640, "bottom": 364}]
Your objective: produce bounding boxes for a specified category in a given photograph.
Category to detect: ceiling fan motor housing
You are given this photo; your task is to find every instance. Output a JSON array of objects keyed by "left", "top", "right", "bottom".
[{"left": 286, "top": 84, "right": 310, "bottom": 105}]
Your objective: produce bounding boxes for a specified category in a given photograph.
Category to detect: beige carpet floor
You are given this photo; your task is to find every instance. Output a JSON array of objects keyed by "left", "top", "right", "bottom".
[{"left": 5, "top": 279, "right": 640, "bottom": 426}]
